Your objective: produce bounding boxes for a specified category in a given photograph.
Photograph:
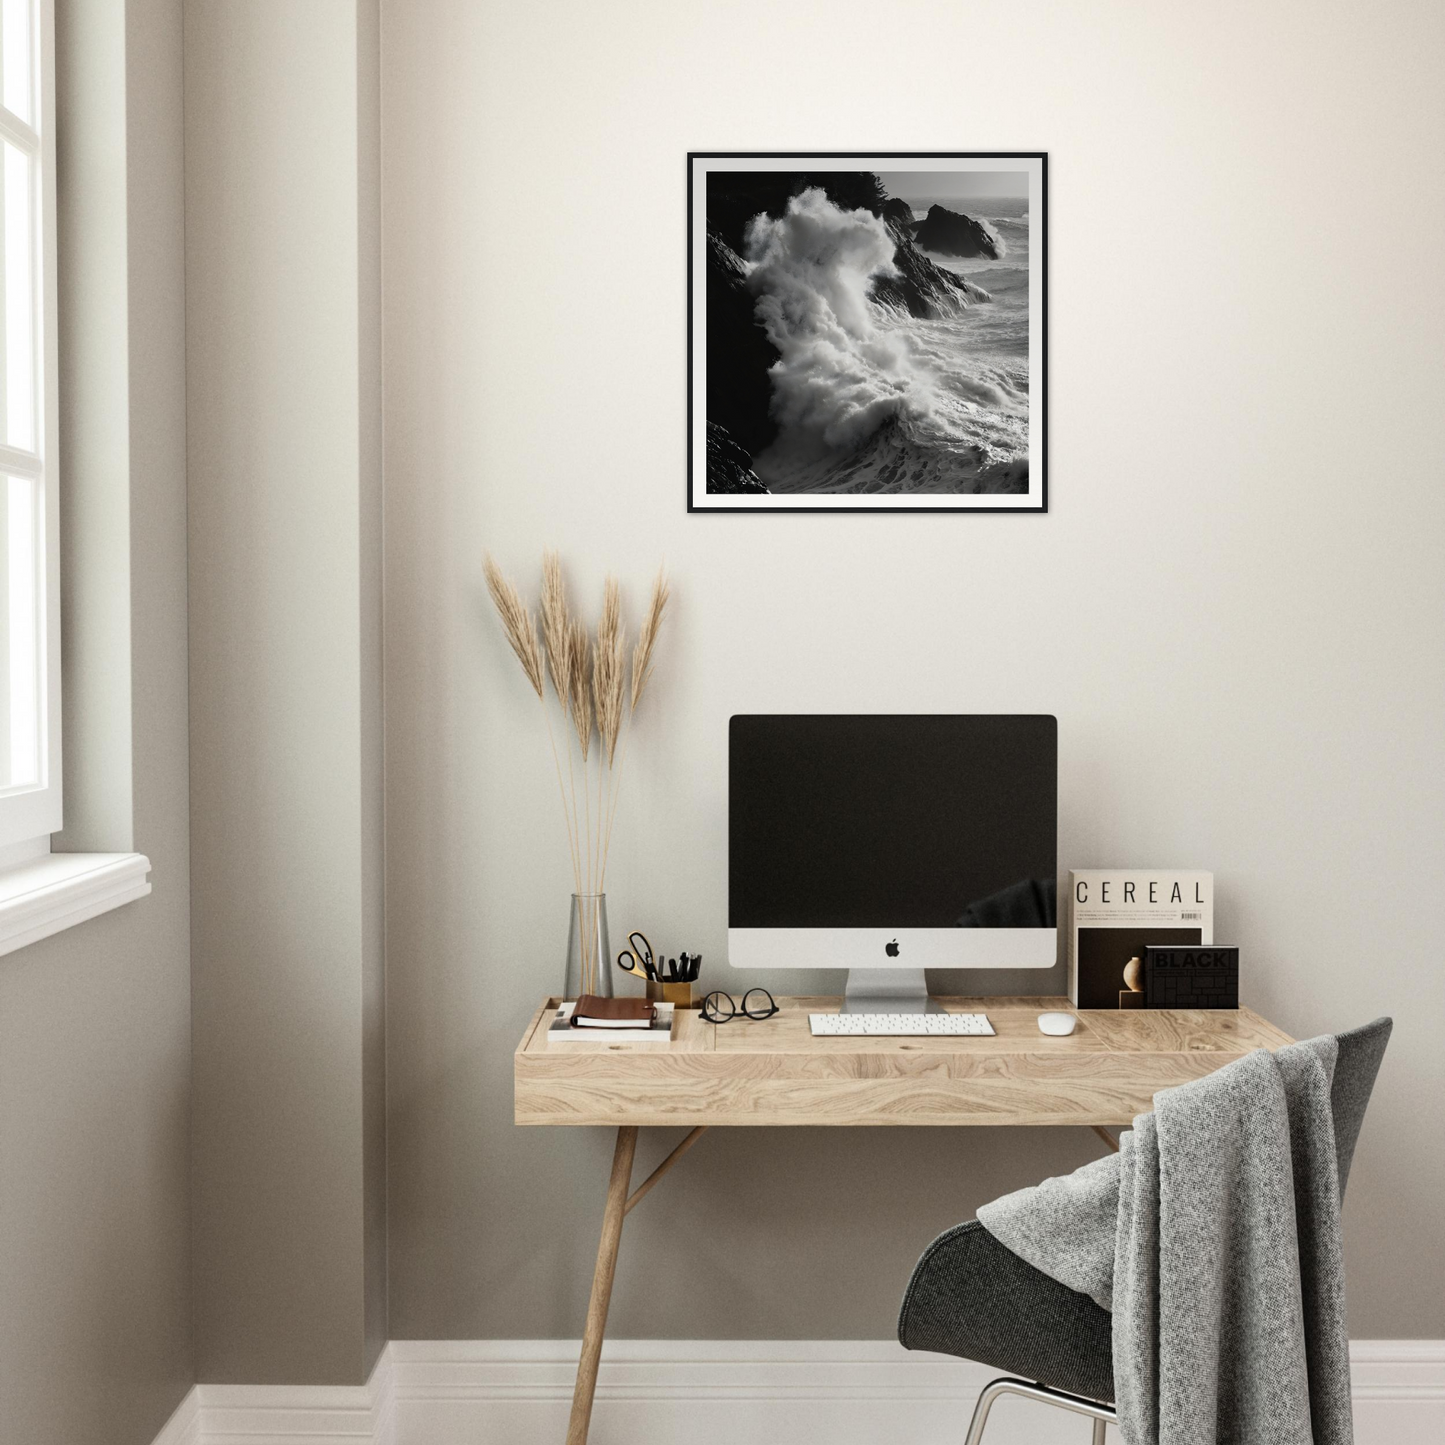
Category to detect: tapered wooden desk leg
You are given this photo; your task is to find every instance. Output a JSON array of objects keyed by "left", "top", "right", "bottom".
[
  {"left": 1091, "top": 1125, "right": 1120, "bottom": 1153},
  {"left": 566, "top": 1125, "right": 638, "bottom": 1445}
]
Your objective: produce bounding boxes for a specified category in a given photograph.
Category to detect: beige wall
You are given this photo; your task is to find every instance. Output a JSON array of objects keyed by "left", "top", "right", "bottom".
[
  {"left": 0, "top": 2, "right": 193, "bottom": 1443},
  {"left": 382, "top": 0, "right": 1445, "bottom": 1343},
  {"left": 186, "top": 0, "right": 385, "bottom": 1386}
]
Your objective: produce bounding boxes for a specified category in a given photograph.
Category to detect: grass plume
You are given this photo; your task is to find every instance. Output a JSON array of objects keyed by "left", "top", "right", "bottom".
[
  {"left": 483, "top": 554, "right": 544, "bottom": 699},
  {"left": 540, "top": 550, "right": 572, "bottom": 708},
  {"left": 567, "top": 617, "right": 593, "bottom": 761},
  {"left": 630, "top": 568, "right": 670, "bottom": 711},
  {"left": 593, "top": 578, "right": 625, "bottom": 766}
]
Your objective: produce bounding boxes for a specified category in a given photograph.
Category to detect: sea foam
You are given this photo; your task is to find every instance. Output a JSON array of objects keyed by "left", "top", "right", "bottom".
[{"left": 743, "top": 188, "right": 941, "bottom": 450}]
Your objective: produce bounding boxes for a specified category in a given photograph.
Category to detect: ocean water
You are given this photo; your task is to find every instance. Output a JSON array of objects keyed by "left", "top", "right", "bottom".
[{"left": 748, "top": 192, "right": 1032, "bottom": 496}]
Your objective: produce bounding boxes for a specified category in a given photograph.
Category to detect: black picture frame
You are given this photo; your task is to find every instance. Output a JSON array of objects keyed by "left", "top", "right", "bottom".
[{"left": 688, "top": 152, "right": 1048, "bottom": 514}]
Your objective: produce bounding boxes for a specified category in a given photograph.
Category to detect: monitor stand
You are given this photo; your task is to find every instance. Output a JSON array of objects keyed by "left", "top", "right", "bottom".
[{"left": 841, "top": 968, "right": 941, "bottom": 1015}]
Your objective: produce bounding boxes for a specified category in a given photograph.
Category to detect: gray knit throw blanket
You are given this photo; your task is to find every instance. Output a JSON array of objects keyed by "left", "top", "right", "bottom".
[{"left": 977, "top": 1037, "right": 1353, "bottom": 1445}]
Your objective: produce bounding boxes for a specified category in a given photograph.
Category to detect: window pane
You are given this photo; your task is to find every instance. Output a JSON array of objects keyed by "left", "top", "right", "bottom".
[
  {"left": 1, "top": 140, "right": 33, "bottom": 452},
  {"left": 1, "top": 0, "right": 31, "bottom": 125},
  {"left": 0, "top": 473, "right": 39, "bottom": 789}
]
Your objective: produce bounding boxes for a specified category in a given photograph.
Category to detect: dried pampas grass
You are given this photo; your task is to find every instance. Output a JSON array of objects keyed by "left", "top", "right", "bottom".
[
  {"left": 540, "top": 550, "right": 572, "bottom": 707},
  {"left": 567, "top": 618, "right": 593, "bottom": 761},
  {"left": 483, "top": 551, "right": 670, "bottom": 925},
  {"left": 631, "top": 568, "right": 670, "bottom": 711},
  {"left": 593, "top": 578, "right": 625, "bottom": 766},
  {"left": 483, "top": 555, "right": 544, "bottom": 700}
]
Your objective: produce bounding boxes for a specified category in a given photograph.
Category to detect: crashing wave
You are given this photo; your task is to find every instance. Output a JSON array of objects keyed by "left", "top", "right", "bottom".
[
  {"left": 744, "top": 188, "right": 931, "bottom": 449},
  {"left": 743, "top": 189, "right": 1019, "bottom": 466}
]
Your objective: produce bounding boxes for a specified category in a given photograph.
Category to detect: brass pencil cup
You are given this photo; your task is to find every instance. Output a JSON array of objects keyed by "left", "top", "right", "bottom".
[{"left": 647, "top": 979, "right": 693, "bottom": 1009}]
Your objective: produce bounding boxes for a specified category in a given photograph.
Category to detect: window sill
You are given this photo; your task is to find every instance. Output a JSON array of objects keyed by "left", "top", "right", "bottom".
[{"left": 0, "top": 852, "right": 152, "bottom": 958}]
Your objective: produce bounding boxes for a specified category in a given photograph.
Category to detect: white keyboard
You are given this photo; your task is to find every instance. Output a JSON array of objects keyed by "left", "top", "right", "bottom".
[{"left": 808, "top": 1012, "right": 995, "bottom": 1037}]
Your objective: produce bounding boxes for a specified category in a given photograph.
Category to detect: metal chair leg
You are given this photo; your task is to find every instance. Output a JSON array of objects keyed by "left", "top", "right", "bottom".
[
  {"left": 963, "top": 1377, "right": 1117, "bottom": 1445},
  {"left": 962, "top": 1378, "right": 1009, "bottom": 1445}
]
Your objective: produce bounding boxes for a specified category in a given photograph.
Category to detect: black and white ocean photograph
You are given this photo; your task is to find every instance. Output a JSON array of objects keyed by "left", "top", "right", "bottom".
[{"left": 688, "top": 154, "right": 1046, "bottom": 512}]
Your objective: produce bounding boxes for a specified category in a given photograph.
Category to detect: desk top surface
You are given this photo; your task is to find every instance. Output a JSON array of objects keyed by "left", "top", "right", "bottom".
[{"left": 514, "top": 996, "right": 1293, "bottom": 1128}]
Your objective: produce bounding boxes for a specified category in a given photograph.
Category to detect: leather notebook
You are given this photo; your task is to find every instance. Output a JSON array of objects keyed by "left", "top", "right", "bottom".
[{"left": 571, "top": 995, "right": 657, "bottom": 1029}]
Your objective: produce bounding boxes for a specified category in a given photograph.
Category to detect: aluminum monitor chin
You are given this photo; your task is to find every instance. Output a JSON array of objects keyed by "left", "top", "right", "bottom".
[{"left": 727, "top": 715, "right": 1058, "bottom": 979}]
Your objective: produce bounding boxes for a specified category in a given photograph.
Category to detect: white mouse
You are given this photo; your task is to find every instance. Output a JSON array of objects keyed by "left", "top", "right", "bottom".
[{"left": 1037, "top": 1011, "right": 1078, "bottom": 1036}]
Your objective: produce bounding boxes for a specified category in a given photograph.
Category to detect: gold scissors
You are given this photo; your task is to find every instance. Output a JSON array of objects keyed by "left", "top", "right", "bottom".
[{"left": 616, "top": 930, "right": 656, "bottom": 982}]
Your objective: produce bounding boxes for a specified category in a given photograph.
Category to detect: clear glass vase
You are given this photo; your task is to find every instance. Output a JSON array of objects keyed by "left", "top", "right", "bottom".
[{"left": 564, "top": 893, "right": 612, "bottom": 1001}]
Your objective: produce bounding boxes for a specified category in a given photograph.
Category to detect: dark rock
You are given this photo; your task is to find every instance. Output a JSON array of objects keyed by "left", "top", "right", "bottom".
[
  {"left": 873, "top": 210, "right": 990, "bottom": 318},
  {"left": 880, "top": 195, "right": 915, "bottom": 227},
  {"left": 706, "top": 230, "right": 780, "bottom": 460},
  {"left": 912, "top": 203, "right": 1002, "bottom": 259},
  {"left": 705, "top": 423, "right": 769, "bottom": 494}
]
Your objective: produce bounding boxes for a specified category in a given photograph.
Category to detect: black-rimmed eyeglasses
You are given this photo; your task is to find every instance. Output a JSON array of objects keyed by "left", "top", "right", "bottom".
[{"left": 700, "top": 988, "right": 778, "bottom": 1023}]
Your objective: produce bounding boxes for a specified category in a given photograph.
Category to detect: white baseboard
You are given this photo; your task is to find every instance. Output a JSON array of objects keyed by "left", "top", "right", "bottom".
[
  {"left": 150, "top": 1353, "right": 395, "bottom": 1445},
  {"left": 150, "top": 1339, "right": 1445, "bottom": 1445}
]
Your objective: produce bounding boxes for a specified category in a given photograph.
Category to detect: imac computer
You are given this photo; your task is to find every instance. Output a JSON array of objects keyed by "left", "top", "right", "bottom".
[{"left": 728, "top": 714, "right": 1058, "bottom": 1013}]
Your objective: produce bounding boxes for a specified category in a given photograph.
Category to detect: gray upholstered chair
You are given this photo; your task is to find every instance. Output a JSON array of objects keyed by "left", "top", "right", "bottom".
[{"left": 898, "top": 1018, "right": 1392, "bottom": 1444}]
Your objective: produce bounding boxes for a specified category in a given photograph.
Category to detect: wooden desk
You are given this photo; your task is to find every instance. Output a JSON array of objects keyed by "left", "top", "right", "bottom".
[{"left": 514, "top": 995, "right": 1293, "bottom": 1444}]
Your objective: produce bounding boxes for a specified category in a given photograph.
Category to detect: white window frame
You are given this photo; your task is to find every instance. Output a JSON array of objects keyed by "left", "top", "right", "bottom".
[
  {"left": 0, "top": 0, "right": 59, "bottom": 854},
  {"left": 0, "top": 0, "right": 150, "bottom": 955}
]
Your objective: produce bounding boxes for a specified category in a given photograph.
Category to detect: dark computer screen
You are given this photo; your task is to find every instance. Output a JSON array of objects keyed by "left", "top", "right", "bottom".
[{"left": 728, "top": 715, "right": 1057, "bottom": 929}]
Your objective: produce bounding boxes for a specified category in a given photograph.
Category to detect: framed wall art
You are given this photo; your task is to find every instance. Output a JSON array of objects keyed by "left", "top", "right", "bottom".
[{"left": 688, "top": 152, "right": 1047, "bottom": 513}]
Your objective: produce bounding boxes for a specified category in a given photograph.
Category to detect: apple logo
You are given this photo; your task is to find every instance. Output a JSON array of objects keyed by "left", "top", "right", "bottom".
[{"left": 885, "top": 939, "right": 900, "bottom": 957}]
